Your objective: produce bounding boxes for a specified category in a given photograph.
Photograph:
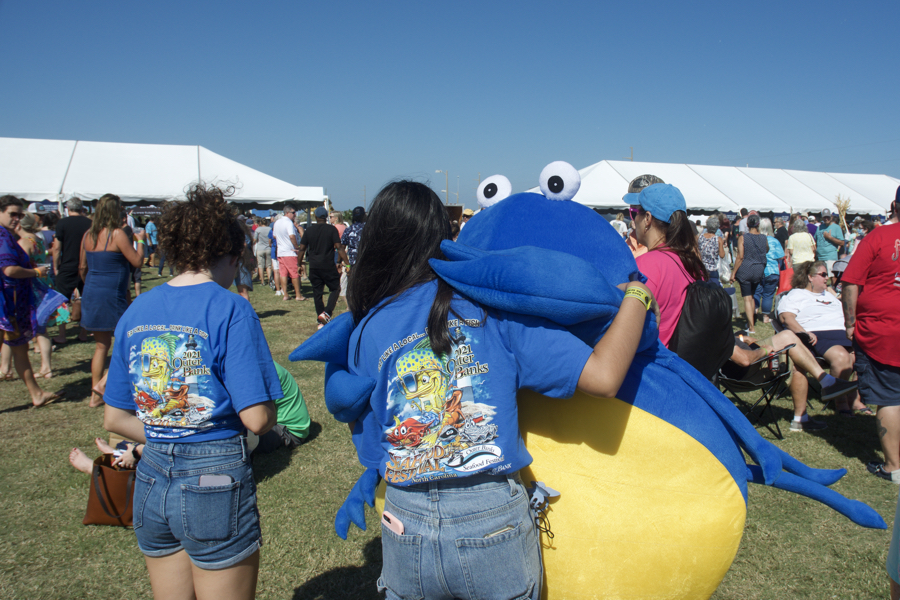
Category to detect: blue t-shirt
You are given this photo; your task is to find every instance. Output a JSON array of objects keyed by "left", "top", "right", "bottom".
[
  {"left": 815, "top": 222, "right": 844, "bottom": 261},
  {"left": 105, "top": 281, "right": 282, "bottom": 442},
  {"left": 763, "top": 235, "right": 785, "bottom": 277},
  {"left": 348, "top": 281, "right": 592, "bottom": 486},
  {"left": 145, "top": 221, "right": 158, "bottom": 245}
]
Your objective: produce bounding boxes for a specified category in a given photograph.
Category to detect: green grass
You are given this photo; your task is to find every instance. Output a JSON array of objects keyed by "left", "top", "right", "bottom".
[{"left": 0, "top": 272, "right": 895, "bottom": 599}]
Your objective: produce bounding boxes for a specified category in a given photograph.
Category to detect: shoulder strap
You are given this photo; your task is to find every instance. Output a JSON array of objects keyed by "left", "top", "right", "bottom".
[{"left": 92, "top": 463, "right": 135, "bottom": 520}]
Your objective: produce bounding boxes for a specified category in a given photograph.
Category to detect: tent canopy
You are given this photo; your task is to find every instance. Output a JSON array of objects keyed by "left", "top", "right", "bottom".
[
  {"left": 531, "top": 159, "right": 898, "bottom": 216},
  {"left": 0, "top": 137, "right": 325, "bottom": 206}
]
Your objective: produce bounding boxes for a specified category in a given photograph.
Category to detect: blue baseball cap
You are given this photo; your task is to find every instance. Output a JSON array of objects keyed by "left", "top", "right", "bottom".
[{"left": 633, "top": 183, "right": 687, "bottom": 224}]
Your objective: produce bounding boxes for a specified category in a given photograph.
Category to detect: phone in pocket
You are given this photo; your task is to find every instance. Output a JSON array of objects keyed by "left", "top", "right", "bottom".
[
  {"left": 381, "top": 510, "right": 404, "bottom": 536},
  {"left": 198, "top": 474, "right": 233, "bottom": 487}
]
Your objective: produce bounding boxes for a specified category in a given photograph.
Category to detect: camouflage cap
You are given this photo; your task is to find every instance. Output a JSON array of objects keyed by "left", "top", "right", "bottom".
[{"left": 623, "top": 174, "right": 665, "bottom": 204}]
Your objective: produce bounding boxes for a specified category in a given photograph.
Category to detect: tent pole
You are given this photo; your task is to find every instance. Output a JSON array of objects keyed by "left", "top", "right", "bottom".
[
  {"left": 58, "top": 140, "right": 78, "bottom": 214},
  {"left": 197, "top": 146, "right": 202, "bottom": 185}
]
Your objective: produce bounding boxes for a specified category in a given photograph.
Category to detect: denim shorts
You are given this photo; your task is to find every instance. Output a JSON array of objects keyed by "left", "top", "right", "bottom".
[
  {"left": 854, "top": 341, "right": 900, "bottom": 407},
  {"left": 134, "top": 435, "right": 262, "bottom": 570},
  {"left": 378, "top": 471, "right": 542, "bottom": 600}
]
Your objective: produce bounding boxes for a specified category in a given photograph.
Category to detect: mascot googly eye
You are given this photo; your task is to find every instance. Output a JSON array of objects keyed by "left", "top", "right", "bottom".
[
  {"left": 477, "top": 175, "right": 512, "bottom": 209},
  {"left": 539, "top": 161, "right": 581, "bottom": 201}
]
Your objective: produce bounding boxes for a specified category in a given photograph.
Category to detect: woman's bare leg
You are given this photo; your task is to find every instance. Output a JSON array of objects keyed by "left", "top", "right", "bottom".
[
  {"left": 35, "top": 333, "right": 52, "bottom": 376},
  {"left": 89, "top": 332, "right": 112, "bottom": 407},
  {"left": 0, "top": 342, "right": 11, "bottom": 377},
  {"left": 743, "top": 294, "right": 756, "bottom": 331},
  {"left": 146, "top": 550, "right": 196, "bottom": 600},
  {"left": 10, "top": 343, "right": 55, "bottom": 405},
  {"left": 192, "top": 549, "right": 260, "bottom": 600}
]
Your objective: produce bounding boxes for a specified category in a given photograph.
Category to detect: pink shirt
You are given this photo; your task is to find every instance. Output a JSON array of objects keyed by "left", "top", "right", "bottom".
[{"left": 636, "top": 250, "right": 696, "bottom": 347}]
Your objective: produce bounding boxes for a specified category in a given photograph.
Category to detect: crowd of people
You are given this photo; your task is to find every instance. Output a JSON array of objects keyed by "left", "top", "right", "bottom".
[{"left": 2, "top": 176, "right": 899, "bottom": 599}]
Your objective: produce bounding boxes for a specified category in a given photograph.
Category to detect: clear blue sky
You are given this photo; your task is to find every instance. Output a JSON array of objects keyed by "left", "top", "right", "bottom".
[{"left": 2, "top": 0, "right": 898, "bottom": 210}]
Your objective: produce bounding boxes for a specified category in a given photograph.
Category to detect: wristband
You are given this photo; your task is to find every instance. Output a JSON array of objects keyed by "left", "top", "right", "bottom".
[
  {"left": 137, "top": 240, "right": 146, "bottom": 245},
  {"left": 624, "top": 286, "right": 652, "bottom": 311},
  {"left": 131, "top": 444, "right": 142, "bottom": 460}
]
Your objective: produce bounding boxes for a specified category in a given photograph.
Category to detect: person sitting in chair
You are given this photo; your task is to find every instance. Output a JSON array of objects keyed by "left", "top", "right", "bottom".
[
  {"left": 777, "top": 261, "right": 868, "bottom": 416},
  {"left": 727, "top": 329, "right": 858, "bottom": 432}
]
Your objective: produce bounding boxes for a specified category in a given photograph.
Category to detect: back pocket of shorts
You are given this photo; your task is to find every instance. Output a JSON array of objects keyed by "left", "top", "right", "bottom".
[
  {"left": 456, "top": 523, "right": 535, "bottom": 600},
  {"left": 181, "top": 480, "right": 240, "bottom": 544},
  {"left": 133, "top": 469, "right": 155, "bottom": 530},
  {"left": 379, "top": 525, "right": 424, "bottom": 600}
]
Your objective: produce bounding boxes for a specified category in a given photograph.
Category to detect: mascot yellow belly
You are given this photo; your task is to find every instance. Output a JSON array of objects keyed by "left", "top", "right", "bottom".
[{"left": 377, "top": 389, "right": 745, "bottom": 600}]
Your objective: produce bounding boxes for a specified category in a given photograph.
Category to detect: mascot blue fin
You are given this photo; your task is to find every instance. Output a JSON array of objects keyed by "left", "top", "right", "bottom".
[
  {"left": 746, "top": 466, "right": 886, "bottom": 529},
  {"left": 289, "top": 311, "right": 355, "bottom": 364},
  {"left": 324, "top": 362, "right": 376, "bottom": 423},
  {"left": 334, "top": 468, "right": 381, "bottom": 539}
]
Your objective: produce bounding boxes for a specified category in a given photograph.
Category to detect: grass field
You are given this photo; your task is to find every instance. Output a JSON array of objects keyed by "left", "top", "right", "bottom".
[{"left": 0, "top": 268, "right": 896, "bottom": 599}]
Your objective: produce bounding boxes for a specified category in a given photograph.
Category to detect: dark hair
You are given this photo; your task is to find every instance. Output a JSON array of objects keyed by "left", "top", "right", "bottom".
[
  {"left": 0, "top": 195, "right": 24, "bottom": 212},
  {"left": 642, "top": 209, "right": 708, "bottom": 281},
  {"left": 791, "top": 261, "right": 826, "bottom": 290},
  {"left": 347, "top": 180, "right": 461, "bottom": 359},
  {"left": 747, "top": 214, "right": 760, "bottom": 229},
  {"left": 42, "top": 212, "right": 59, "bottom": 229},
  {"left": 157, "top": 184, "right": 244, "bottom": 274},
  {"left": 860, "top": 220, "right": 875, "bottom": 234},
  {"left": 740, "top": 208, "right": 748, "bottom": 216}
]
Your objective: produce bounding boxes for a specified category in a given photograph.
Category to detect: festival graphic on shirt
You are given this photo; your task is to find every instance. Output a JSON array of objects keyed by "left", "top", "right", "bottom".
[
  {"left": 381, "top": 321, "right": 504, "bottom": 484},
  {"left": 125, "top": 324, "right": 216, "bottom": 436}
]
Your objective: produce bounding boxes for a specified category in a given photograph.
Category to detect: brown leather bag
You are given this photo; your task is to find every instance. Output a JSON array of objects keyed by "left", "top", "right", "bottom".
[{"left": 83, "top": 454, "right": 135, "bottom": 527}]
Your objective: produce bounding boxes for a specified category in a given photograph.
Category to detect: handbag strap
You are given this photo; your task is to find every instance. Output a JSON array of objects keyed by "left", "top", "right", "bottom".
[{"left": 92, "top": 465, "right": 135, "bottom": 520}]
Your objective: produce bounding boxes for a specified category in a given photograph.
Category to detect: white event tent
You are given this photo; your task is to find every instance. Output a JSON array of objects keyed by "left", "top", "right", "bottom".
[
  {"left": 551, "top": 159, "right": 899, "bottom": 216},
  {"left": 0, "top": 137, "right": 325, "bottom": 206}
]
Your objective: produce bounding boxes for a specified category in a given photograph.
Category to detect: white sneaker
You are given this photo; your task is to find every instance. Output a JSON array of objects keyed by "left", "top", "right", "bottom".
[{"left": 275, "top": 290, "right": 283, "bottom": 296}]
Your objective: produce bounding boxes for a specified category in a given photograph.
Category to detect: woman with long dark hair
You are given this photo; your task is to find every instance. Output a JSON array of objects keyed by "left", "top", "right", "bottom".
[
  {"left": 630, "top": 183, "right": 707, "bottom": 347},
  {"left": 102, "top": 184, "right": 278, "bottom": 600},
  {"left": 346, "top": 180, "right": 652, "bottom": 599},
  {"left": 79, "top": 193, "right": 145, "bottom": 406}
]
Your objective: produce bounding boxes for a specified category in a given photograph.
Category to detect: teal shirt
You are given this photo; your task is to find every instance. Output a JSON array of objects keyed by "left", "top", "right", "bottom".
[
  {"left": 815, "top": 223, "right": 843, "bottom": 261},
  {"left": 274, "top": 362, "right": 310, "bottom": 439}
]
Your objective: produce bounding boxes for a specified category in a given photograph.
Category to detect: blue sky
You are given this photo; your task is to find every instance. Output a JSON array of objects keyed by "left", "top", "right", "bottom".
[{"left": 1, "top": 1, "right": 898, "bottom": 209}]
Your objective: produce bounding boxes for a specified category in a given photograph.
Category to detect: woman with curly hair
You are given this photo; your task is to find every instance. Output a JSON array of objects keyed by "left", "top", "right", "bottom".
[
  {"left": 102, "top": 184, "right": 279, "bottom": 600},
  {"left": 79, "top": 194, "right": 145, "bottom": 407}
]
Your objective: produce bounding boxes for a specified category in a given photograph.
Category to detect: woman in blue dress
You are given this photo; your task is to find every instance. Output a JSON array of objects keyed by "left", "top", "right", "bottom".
[{"left": 79, "top": 194, "right": 145, "bottom": 407}]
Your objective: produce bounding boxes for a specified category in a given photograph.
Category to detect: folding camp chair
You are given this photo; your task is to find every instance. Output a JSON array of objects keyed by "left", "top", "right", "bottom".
[{"left": 718, "top": 343, "right": 794, "bottom": 440}]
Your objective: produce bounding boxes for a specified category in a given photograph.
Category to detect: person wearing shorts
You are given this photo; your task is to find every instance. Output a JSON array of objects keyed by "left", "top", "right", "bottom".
[
  {"left": 272, "top": 205, "right": 304, "bottom": 301},
  {"left": 777, "top": 260, "right": 864, "bottom": 415},
  {"left": 841, "top": 191, "right": 900, "bottom": 484},
  {"left": 103, "top": 185, "right": 280, "bottom": 599}
]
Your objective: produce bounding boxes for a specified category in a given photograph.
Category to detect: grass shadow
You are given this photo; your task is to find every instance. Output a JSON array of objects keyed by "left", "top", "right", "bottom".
[
  {"left": 256, "top": 309, "right": 290, "bottom": 319},
  {"left": 291, "top": 537, "right": 382, "bottom": 600}
]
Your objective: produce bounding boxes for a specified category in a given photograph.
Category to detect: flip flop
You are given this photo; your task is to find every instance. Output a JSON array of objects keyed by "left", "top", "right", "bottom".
[
  {"left": 33, "top": 389, "right": 66, "bottom": 408},
  {"left": 856, "top": 407, "right": 875, "bottom": 416},
  {"left": 36, "top": 371, "right": 53, "bottom": 380},
  {"left": 0, "top": 372, "right": 16, "bottom": 382}
]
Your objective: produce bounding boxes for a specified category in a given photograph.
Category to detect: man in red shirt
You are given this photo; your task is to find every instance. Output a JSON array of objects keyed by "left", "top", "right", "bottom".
[{"left": 842, "top": 186, "right": 900, "bottom": 483}]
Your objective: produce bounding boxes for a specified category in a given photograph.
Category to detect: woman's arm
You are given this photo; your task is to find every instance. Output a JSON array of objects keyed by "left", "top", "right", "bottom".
[
  {"left": 576, "top": 281, "right": 655, "bottom": 398},
  {"left": 239, "top": 401, "right": 277, "bottom": 435},
  {"left": 2, "top": 265, "right": 47, "bottom": 279},
  {"left": 779, "top": 311, "right": 817, "bottom": 346},
  {"left": 114, "top": 229, "right": 146, "bottom": 268},
  {"left": 103, "top": 405, "right": 147, "bottom": 443},
  {"left": 79, "top": 231, "right": 89, "bottom": 281},
  {"left": 717, "top": 236, "right": 725, "bottom": 258},
  {"left": 731, "top": 236, "right": 745, "bottom": 282}
]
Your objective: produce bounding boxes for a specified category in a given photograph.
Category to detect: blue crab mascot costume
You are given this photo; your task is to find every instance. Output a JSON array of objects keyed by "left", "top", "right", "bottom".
[{"left": 291, "top": 162, "right": 885, "bottom": 599}]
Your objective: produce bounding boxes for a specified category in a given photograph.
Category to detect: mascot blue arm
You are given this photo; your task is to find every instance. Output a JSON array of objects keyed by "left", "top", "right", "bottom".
[{"left": 291, "top": 162, "right": 884, "bottom": 554}]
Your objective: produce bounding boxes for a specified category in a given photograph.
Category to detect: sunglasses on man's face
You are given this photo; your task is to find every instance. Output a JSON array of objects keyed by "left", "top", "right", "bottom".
[{"left": 6, "top": 211, "right": 24, "bottom": 218}]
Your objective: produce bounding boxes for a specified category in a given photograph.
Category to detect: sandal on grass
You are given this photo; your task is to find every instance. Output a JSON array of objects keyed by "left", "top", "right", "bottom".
[
  {"left": 33, "top": 389, "right": 65, "bottom": 408},
  {"left": 0, "top": 371, "right": 16, "bottom": 382},
  {"left": 856, "top": 406, "right": 875, "bottom": 416}
]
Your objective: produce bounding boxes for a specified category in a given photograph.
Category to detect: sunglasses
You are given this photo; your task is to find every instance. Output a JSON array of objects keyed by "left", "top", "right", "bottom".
[
  {"left": 813, "top": 271, "right": 828, "bottom": 278},
  {"left": 6, "top": 211, "right": 24, "bottom": 218},
  {"left": 628, "top": 206, "right": 643, "bottom": 221}
]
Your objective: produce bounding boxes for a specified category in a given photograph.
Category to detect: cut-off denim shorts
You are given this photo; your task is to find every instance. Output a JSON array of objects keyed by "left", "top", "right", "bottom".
[
  {"left": 378, "top": 471, "right": 542, "bottom": 600},
  {"left": 134, "top": 434, "right": 262, "bottom": 570}
]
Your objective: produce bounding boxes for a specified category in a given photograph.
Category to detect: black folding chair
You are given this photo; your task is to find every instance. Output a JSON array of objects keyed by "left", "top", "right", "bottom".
[{"left": 718, "top": 343, "right": 794, "bottom": 440}]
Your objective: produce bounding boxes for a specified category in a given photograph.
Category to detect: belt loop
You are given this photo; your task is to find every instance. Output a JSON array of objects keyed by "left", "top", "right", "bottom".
[
  {"left": 429, "top": 481, "right": 439, "bottom": 502},
  {"left": 508, "top": 474, "right": 516, "bottom": 497},
  {"left": 241, "top": 436, "right": 248, "bottom": 462}
]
